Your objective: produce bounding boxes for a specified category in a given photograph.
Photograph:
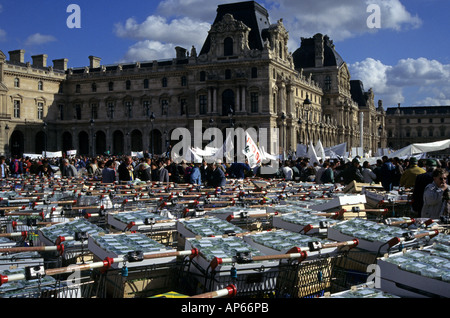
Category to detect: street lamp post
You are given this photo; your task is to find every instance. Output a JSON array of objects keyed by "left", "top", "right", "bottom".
[
  {"left": 150, "top": 112, "right": 155, "bottom": 158},
  {"left": 90, "top": 119, "right": 95, "bottom": 157},
  {"left": 378, "top": 125, "right": 383, "bottom": 149},
  {"left": 297, "top": 118, "right": 303, "bottom": 145},
  {"left": 5, "top": 124, "right": 10, "bottom": 157},
  {"left": 43, "top": 122, "right": 47, "bottom": 158},
  {"left": 228, "top": 107, "right": 234, "bottom": 128},
  {"left": 281, "top": 112, "right": 286, "bottom": 159},
  {"left": 303, "top": 95, "right": 312, "bottom": 145}
]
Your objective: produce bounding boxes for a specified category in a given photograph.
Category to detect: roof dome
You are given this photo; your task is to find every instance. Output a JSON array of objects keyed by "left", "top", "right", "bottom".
[{"left": 292, "top": 33, "right": 344, "bottom": 69}]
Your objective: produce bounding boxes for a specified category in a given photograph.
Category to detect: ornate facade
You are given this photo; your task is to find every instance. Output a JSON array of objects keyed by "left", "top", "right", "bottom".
[
  {"left": 0, "top": 1, "right": 385, "bottom": 159},
  {"left": 385, "top": 105, "right": 450, "bottom": 157}
]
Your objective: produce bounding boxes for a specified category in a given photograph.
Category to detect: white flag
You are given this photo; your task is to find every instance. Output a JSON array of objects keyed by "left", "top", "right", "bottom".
[
  {"left": 314, "top": 139, "right": 325, "bottom": 160},
  {"left": 244, "top": 132, "right": 262, "bottom": 168}
]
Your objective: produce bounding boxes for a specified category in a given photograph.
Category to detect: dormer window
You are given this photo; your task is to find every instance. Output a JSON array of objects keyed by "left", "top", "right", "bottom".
[{"left": 224, "top": 37, "right": 233, "bottom": 56}]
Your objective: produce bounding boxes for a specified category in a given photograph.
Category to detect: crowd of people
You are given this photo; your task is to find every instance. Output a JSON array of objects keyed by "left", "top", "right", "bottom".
[
  {"left": 0, "top": 152, "right": 448, "bottom": 221},
  {"left": 274, "top": 155, "right": 449, "bottom": 220}
]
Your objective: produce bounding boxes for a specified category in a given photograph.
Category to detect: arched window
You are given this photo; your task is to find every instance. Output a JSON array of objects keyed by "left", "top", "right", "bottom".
[
  {"left": 225, "top": 69, "right": 231, "bottom": 80},
  {"left": 224, "top": 37, "right": 233, "bottom": 56},
  {"left": 38, "top": 81, "right": 43, "bottom": 91},
  {"left": 200, "top": 71, "right": 206, "bottom": 82},
  {"left": 251, "top": 67, "right": 257, "bottom": 78},
  {"left": 14, "top": 78, "right": 20, "bottom": 88}
]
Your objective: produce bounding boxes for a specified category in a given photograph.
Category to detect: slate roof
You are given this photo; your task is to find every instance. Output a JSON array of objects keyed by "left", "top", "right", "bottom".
[
  {"left": 386, "top": 106, "right": 450, "bottom": 115},
  {"left": 200, "top": 1, "right": 271, "bottom": 55},
  {"left": 292, "top": 34, "right": 345, "bottom": 69}
]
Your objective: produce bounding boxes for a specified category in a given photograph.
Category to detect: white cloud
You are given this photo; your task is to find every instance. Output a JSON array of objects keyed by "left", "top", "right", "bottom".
[
  {"left": 264, "top": 0, "right": 422, "bottom": 48},
  {"left": 114, "top": 16, "right": 210, "bottom": 46},
  {"left": 119, "top": 40, "right": 175, "bottom": 62},
  {"left": 115, "top": 0, "right": 422, "bottom": 62},
  {"left": 349, "top": 57, "right": 450, "bottom": 107},
  {"left": 114, "top": 14, "right": 210, "bottom": 62},
  {"left": 24, "top": 33, "right": 56, "bottom": 46}
]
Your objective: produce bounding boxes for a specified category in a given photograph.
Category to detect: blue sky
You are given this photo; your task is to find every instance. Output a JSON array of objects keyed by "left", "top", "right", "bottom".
[{"left": 0, "top": 0, "right": 449, "bottom": 108}]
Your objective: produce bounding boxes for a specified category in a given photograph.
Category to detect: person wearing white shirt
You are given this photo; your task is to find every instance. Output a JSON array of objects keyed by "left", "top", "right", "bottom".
[
  {"left": 362, "top": 161, "right": 377, "bottom": 184},
  {"left": 282, "top": 161, "right": 293, "bottom": 180}
]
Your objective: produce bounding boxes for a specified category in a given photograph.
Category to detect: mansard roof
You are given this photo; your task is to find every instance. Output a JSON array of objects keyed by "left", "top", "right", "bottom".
[
  {"left": 386, "top": 105, "right": 450, "bottom": 115},
  {"left": 350, "top": 80, "right": 369, "bottom": 107},
  {"left": 292, "top": 34, "right": 345, "bottom": 69},
  {"left": 200, "top": 1, "right": 270, "bottom": 55}
]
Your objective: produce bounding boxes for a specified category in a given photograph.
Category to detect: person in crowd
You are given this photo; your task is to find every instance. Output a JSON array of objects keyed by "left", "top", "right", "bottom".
[
  {"left": 200, "top": 160, "right": 209, "bottom": 185},
  {"left": 422, "top": 168, "right": 449, "bottom": 219},
  {"left": 209, "top": 161, "right": 226, "bottom": 188},
  {"left": 321, "top": 161, "right": 335, "bottom": 184},
  {"left": 87, "top": 158, "right": 98, "bottom": 177},
  {"left": 93, "top": 160, "right": 104, "bottom": 180},
  {"left": 315, "top": 162, "right": 328, "bottom": 184},
  {"left": 288, "top": 161, "right": 299, "bottom": 181},
  {"left": 156, "top": 159, "right": 169, "bottom": 183},
  {"left": 102, "top": 160, "right": 117, "bottom": 183},
  {"left": 165, "top": 158, "right": 180, "bottom": 183},
  {"left": 23, "top": 157, "right": 32, "bottom": 175},
  {"left": 341, "top": 158, "right": 364, "bottom": 185},
  {"left": 392, "top": 157, "right": 404, "bottom": 187},
  {"left": 118, "top": 156, "right": 134, "bottom": 182},
  {"left": 136, "top": 162, "right": 152, "bottom": 181},
  {"left": 37, "top": 159, "right": 55, "bottom": 178},
  {"left": 400, "top": 157, "right": 426, "bottom": 188},
  {"left": 282, "top": 160, "right": 293, "bottom": 180},
  {"left": 412, "top": 159, "right": 438, "bottom": 217},
  {"left": 230, "top": 160, "right": 251, "bottom": 180},
  {"left": 61, "top": 159, "right": 78, "bottom": 177},
  {"left": 9, "top": 156, "right": 23, "bottom": 178},
  {"left": 0, "top": 156, "right": 9, "bottom": 179},
  {"left": 190, "top": 161, "right": 202, "bottom": 185},
  {"left": 372, "top": 159, "right": 383, "bottom": 184},
  {"left": 380, "top": 156, "right": 395, "bottom": 191},
  {"left": 361, "top": 161, "right": 377, "bottom": 184}
]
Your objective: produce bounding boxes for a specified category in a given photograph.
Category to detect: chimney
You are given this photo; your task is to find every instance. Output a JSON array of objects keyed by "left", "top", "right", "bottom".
[
  {"left": 313, "top": 33, "right": 324, "bottom": 68},
  {"left": 175, "top": 46, "right": 187, "bottom": 59},
  {"left": 32, "top": 54, "right": 48, "bottom": 68},
  {"left": 89, "top": 56, "right": 101, "bottom": 68},
  {"left": 9, "top": 50, "right": 25, "bottom": 64},
  {"left": 53, "top": 58, "right": 69, "bottom": 71}
]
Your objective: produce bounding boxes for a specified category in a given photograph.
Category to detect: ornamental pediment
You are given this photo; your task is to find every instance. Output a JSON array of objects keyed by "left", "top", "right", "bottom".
[{"left": 210, "top": 14, "right": 250, "bottom": 34}]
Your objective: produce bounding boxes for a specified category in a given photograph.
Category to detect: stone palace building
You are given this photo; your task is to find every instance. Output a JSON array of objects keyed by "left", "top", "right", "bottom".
[{"left": 0, "top": 1, "right": 386, "bottom": 159}]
